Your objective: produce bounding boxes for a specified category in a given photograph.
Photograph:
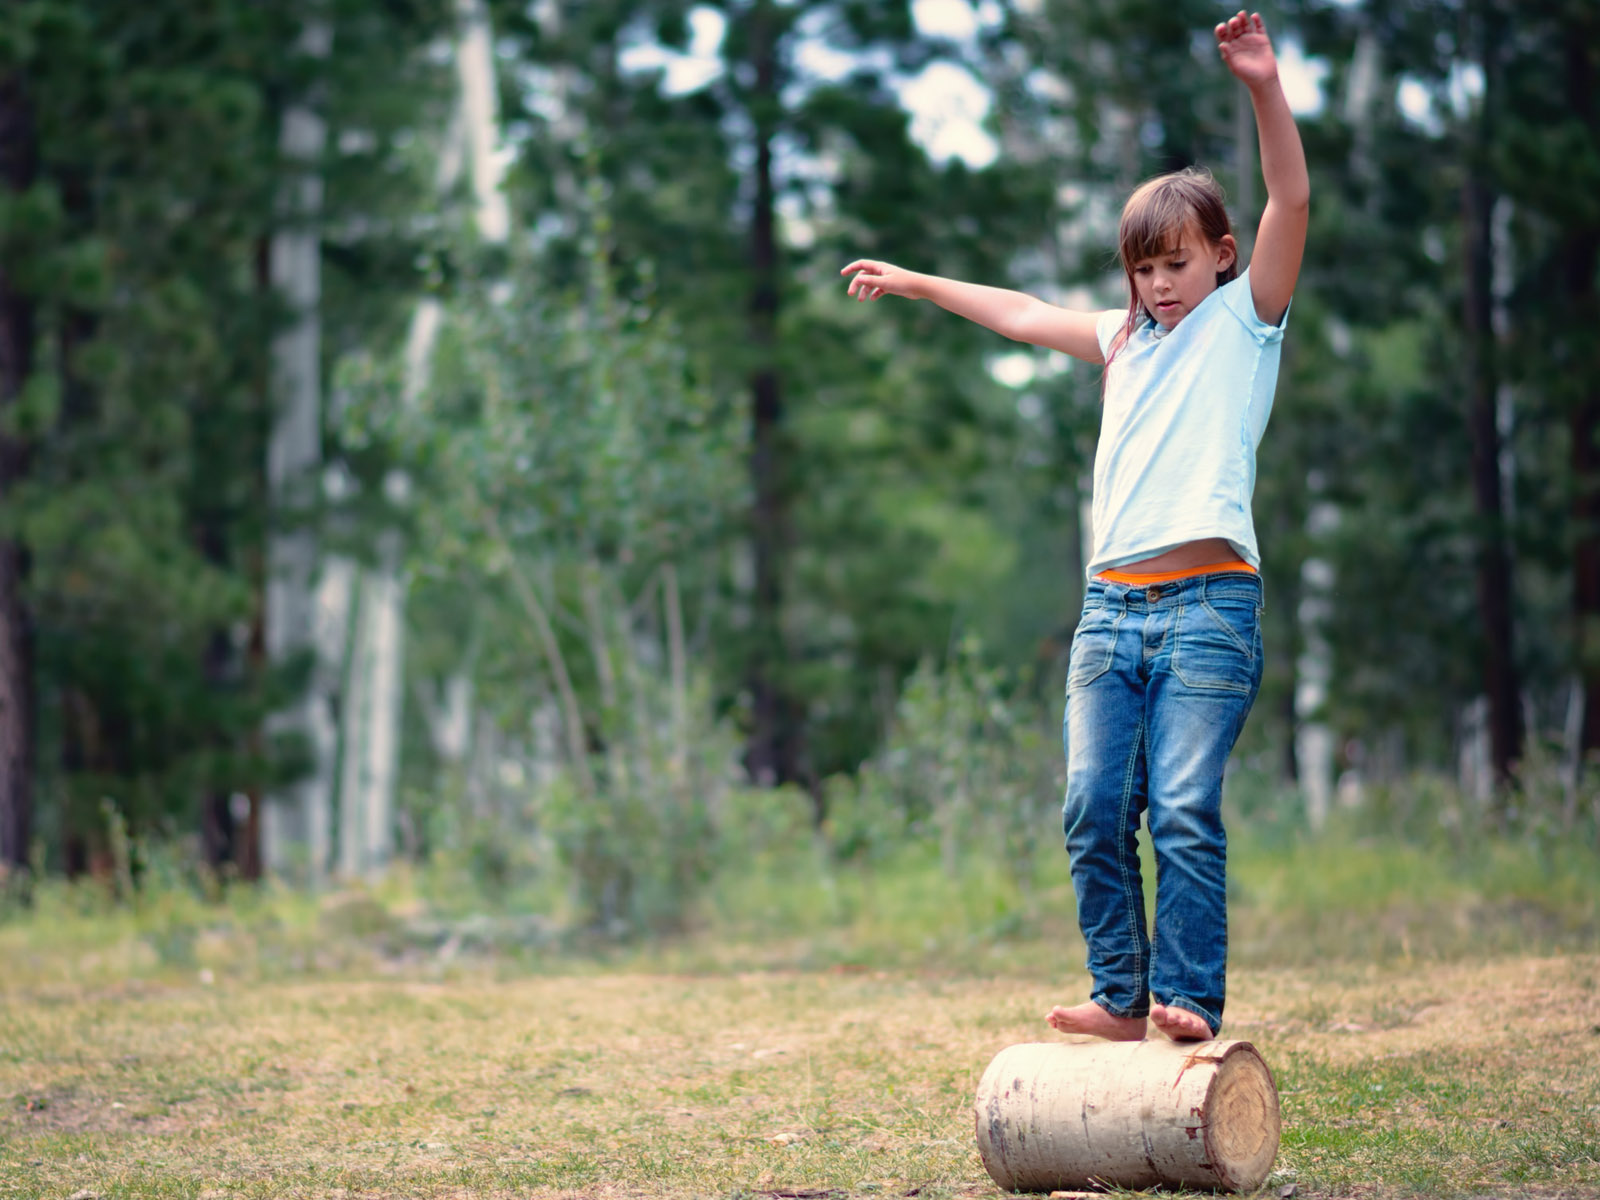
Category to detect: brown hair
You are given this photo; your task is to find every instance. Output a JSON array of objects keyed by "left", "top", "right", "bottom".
[{"left": 1105, "top": 167, "right": 1237, "bottom": 365}]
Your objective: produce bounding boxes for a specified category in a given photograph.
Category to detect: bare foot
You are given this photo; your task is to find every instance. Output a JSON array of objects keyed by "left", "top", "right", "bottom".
[
  {"left": 1150, "top": 1003, "right": 1214, "bottom": 1042},
  {"left": 1045, "top": 1001, "right": 1146, "bottom": 1041}
]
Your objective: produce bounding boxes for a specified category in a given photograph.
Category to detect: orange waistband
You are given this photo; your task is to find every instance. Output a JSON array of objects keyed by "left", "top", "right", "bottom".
[{"left": 1096, "top": 559, "right": 1257, "bottom": 585}]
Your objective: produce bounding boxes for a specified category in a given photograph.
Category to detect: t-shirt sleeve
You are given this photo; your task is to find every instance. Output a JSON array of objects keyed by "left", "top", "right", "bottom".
[
  {"left": 1220, "top": 267, "right": 1289, "bottom": 343},
  {"left": 1095, "top": 308, "right": 1127, "bottom": 359}
]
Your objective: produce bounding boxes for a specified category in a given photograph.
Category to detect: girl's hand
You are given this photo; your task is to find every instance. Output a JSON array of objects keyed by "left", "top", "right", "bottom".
[
  {"left": 1215, "top": 11, "right": 1279, "bottom": 90},
  {"left": 841, "top": 259, "right": 924, "bottom": 302}
]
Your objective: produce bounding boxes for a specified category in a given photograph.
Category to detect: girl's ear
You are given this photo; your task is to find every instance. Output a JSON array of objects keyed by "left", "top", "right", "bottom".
[{"left": 1216, "top": 233, "right": 1238, "bottom": 271}]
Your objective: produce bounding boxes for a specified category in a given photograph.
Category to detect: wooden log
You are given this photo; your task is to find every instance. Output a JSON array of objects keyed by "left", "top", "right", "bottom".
[{"left": 974, "top": 1038, "right": 1280, "bottom": 1193}]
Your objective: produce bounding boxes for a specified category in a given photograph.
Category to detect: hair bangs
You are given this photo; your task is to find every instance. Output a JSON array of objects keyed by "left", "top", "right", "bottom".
[{"left": 1118, "top": 184, "right": 1194, "bottom": 269}]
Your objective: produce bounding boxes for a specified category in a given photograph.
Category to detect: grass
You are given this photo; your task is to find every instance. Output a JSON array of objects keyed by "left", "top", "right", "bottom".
[
  {"left": 2, "top": 947, "right": 1599, "bottom": 1197},
  {"left": 2, "top": 824, "right": 1599, "bottom": 1199}
]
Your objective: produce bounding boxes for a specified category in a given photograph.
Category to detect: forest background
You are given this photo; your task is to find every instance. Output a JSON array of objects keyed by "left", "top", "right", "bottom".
[{"left": 1, "top": 0, "right": 1598, "bottom": 952}]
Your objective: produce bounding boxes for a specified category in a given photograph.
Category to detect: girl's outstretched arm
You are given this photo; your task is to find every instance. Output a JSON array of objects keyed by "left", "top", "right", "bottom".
[
  {"left": 1217, "top": 11, "right": 1309, "bottom": 326},
  {"left": 840, "top": 259, "right": 1110, "bottom": 363}
]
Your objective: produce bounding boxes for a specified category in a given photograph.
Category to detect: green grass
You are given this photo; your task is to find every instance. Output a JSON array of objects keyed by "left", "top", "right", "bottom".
[
  {"left": 1, "top": 956, "right": 1598, "bottom": 1198},
  {"left": 680, "top": 822, "right": 1600, "bottom": 975},
  {"left": 1, "top": 827, "right": 1598, "bottom": 1198},
  {"left": 4, "top": 803, "right": 1597, "bottom": 984}
]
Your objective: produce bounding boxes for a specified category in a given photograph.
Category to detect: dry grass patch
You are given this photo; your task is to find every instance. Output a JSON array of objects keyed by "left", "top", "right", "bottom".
[{"left": 1, "top": 957, "right": 1598, "bottom": 1199}]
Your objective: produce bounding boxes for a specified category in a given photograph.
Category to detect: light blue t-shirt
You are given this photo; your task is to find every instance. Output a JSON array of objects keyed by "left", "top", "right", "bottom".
[{"left": 1086, "top": 267, "right": 1288, "bottom": 578}]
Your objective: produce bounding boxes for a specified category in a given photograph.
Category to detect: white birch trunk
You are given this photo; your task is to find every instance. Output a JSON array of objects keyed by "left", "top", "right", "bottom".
[
  {"left": 1459, "top": 695, "right": 1493, "bottom": 808},
  {"left": 337, "top": 540, "right": 404, "bottom": 876},
  {"left": 1296, "top": 509, "right": 1337, "bottom": 830},
  {"left": 336, "top": 0, "right": 508, "bottom": 880},
  {"left": 263, "top": 16, "right": 335, "bottom": 884},
  {"left": 418, "top": 666, "right": 474, "bottom": 764},
  {"left": 1563, "top": 674, "right": 1583, "bottom": 826},
  {"left": 663, "top": 564, "right": 688, "bottom": 780},
  {"left": 457, "top": 0, "right": 511, "bottom": 244},
  {"left": 975, "top": 1040, "right": 1280, "bottom": 1194}
]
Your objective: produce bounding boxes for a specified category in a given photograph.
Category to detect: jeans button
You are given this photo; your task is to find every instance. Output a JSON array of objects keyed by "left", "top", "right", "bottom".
[{"left": 1146, "top": 585, "right": 1163, "bottom": 602}]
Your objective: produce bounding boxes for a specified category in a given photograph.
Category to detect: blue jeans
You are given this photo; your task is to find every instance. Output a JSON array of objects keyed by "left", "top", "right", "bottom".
[{"left": 1061, "top": 570, "right": 1264, "bottom": 1035}]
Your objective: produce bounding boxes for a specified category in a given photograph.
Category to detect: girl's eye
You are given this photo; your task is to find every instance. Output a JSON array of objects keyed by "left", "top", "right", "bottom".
[
  {"left": 1135, "top": 265, "right": 1152, "bottom": 274},
  {"left": 1170, "top": 260, "right": 1187, "bottom": 269}
]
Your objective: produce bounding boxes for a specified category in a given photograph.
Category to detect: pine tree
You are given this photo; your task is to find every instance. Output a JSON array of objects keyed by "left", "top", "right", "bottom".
[{"left": 0, "top": 54, "right": 37, "bottom": 879}]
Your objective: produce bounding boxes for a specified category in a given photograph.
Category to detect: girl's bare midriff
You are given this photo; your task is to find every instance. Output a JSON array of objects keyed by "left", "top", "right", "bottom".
[{"left": 1118, "top": 537, "right": 1238, "bottom": 574}]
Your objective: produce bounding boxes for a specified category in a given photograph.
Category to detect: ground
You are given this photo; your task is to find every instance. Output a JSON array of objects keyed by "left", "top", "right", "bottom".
[{"left": 2, "top": 954, "right": 1599, "bottom": 1199}]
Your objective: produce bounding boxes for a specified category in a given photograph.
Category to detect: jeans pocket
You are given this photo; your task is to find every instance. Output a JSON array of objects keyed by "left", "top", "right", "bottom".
[
  {"left": 1173, "top": 590, "right": 1259, "bottom": 693},
  {"left": 1067, "top": 605, "right": 1118, "bottom": 690}
]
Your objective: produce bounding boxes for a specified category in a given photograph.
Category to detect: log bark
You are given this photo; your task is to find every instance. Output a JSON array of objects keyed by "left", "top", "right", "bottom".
[{"left": 974, "top": 1040, "right": 1279, "bottom": 1193}]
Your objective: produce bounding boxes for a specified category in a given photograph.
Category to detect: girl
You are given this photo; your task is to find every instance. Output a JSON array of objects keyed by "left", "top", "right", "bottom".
[{"left": 841, "top": 12, "right": 1308, "bottom": 1042}]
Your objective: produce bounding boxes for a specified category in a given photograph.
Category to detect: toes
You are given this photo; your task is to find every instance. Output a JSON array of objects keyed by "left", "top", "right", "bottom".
[{"left": 1152, "top": 1005, "right": 1213, "bottom": 1040}]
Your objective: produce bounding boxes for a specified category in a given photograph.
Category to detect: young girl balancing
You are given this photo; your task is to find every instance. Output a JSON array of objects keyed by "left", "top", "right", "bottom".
[{"left": 842, "top": 12, "right": 1307, "bottom": 1043}]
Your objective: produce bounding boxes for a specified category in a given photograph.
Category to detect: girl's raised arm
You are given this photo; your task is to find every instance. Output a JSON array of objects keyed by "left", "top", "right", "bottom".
[
  {"left": 1216, "top": 11, "right": 1309, "bottom": 326},
  {"left": 841, "top": 260, "right": 1110, "bottom": 363}
]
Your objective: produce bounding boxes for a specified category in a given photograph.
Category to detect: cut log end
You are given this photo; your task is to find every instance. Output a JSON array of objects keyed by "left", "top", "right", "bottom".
[
  {"left": 1205, "top": 1043, "right": 1281, "bottom": 1190},
  {"left": 974, "top": 1039, "right": 1280, "bottom": 1194}
]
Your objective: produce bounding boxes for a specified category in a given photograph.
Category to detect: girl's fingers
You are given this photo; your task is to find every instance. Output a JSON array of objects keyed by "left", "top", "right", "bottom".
[{"left": 842, "top": 259, "right": 897, "bottom": 302}]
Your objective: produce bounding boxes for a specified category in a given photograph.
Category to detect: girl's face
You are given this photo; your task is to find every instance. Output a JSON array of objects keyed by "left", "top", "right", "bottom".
[{"left": 1129, "top": 223, "right": 1237, "bottom": 330}]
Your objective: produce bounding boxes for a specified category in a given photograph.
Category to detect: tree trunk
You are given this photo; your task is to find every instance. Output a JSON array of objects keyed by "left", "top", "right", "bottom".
[
  {"left": 1296, "top": 512, "right": 1339, "bottom": 827},
  {"left": 200, "top": 626, "right": 237, "bottom": 871},
  {"left": 336, "top": 0, "right": 508, "bottom": 880},
  {"left": 263, "top": 16, "right": 335, "bottom": 883},
  {"left": 334, "top": 556, "right": 393, "bottom": 880},
  {"left": 0, "top": 67, "right": 37, "bottom": 877},
  {"left": 1461, "top": 13, "right": 1521, "bottom": 793},
  {"left": 240, "top": 528, "right": 267, "bottom": 882},
  {"left": 664, "top": 563, "right": 688, "bottom": 779},
  {"left": 1569, "top": 225, "right": 1600, "bottom": 755},
  {"left": 239, "top": 237, "right": 276, "bottom": 884},
  {"left": 1562, "top": 17, "right": 1600, "bottom": 759},
  {"left": 975, "top": 1040, "right": 1280, "bottom": 1194},
  {"left": 744, "top": 1, "right": 807, "bottom": 798}
]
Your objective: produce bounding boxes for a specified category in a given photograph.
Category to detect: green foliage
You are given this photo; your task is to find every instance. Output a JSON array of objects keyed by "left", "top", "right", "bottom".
[
  {"left": 533, "top": 674, "right": 744, "bottom": 936},
  {"left": 824, "top": 636, "right": 1060, "bottom": 888},
  {"left": 498, "top": 0, "right": 1071, "bottom": 784},
  {"left": 1279, "top": 0, "right": 1600, "bottom": 778},
  {"left": 343, "top": 194, "right": 747, "bottom": 933},
  {"left": 2, "top": 0, "right": 452, "bottom": 868},
  {"left": 9, "top": 0, "right": 1600, "bottom": 892}
]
